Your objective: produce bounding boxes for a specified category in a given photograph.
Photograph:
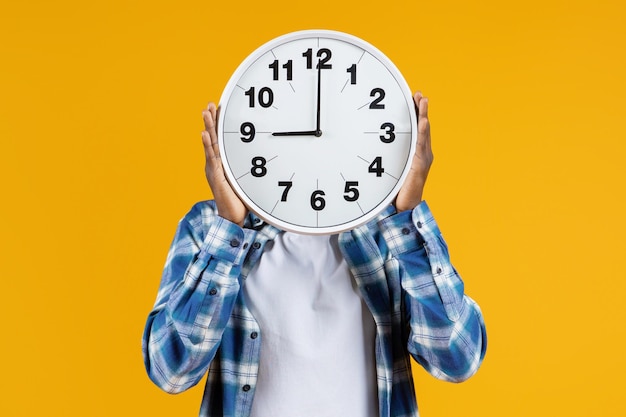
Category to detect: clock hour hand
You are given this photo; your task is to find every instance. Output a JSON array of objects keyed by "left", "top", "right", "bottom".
[
  {"left": 272, "top": 62, "right": 323, "bottom": 138},
  {"left": 272, "top": 130, "right": 321, "bottom": 137}
]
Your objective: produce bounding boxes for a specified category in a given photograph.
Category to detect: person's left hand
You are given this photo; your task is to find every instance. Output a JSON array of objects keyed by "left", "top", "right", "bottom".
[{"left": 395, "top": 92, "right": 434, "bottom": 212}]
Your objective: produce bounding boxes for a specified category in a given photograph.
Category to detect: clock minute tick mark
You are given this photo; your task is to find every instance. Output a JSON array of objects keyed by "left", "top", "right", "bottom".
[
  {"left": 384, "top": 172, "right": 399, "bottom": 180},
  {"left": 271, "top": 200, "right": 280, "bottom": 214},
  {"left": 340, "top": 79, "right": 349, "bottom": 93},
  {"left": 236, "top": 172, "right": 250, "bottom": 180}
]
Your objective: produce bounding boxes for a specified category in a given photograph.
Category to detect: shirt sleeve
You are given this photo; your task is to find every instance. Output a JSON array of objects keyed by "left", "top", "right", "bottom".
[
  {"left": 379, "top": 201, "right": 487, "bottom": 382},
  {"left": 142, "top": 201, "right": 255, "bottom": 394}
]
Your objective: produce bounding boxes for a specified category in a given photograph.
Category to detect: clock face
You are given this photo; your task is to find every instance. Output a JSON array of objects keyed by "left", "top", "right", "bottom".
[{"left": 218, "top": 30, "right": 416, "bottom": 234}]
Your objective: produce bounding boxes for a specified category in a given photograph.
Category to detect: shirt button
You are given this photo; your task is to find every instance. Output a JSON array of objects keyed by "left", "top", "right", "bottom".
[
  {"left": 417, "top": 221, "right": 423, "bottom": 229},
  {"left": 436, "top": 267, "right": 442, "bottom": 274},
  {"left": 250, "top": 332, "right": 258, "bottom": 339},
  {"left": 402, "top": 227, "right": 411, "bottom": 235},
  {"left": 252, "top": 242, "right": 261, "bottom": 250},
  {"left": 209, "top": 288, "right": 218, "bottom": 296},
  {"left": 230, "top": 239, "right": 240, "bottom": 247},
  {"left": 243, "top": 242, "right": 249, "bottom": 249},
  {"left": 242, "top": 384, "right": 251, "bottom": 392}
]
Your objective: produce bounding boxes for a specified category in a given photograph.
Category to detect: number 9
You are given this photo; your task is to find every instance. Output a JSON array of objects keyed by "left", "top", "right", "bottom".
[{"left": 240, "top": 122, "right": 256, "bottom": 143}]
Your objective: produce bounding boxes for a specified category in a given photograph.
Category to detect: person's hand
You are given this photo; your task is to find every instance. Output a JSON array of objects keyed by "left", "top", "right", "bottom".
[
  {"left": 395, "top": 92, "right": 434, "bottom": 212},
  {"left": 201, "top": 103, "right": 248, "bottom": 226}
]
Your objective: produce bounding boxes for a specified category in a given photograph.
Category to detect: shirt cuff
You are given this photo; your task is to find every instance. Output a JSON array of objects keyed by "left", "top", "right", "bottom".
[
  {"left": 198, "top": 216, "right": 257, "bottom": 266},
  {"left": 379, "top": 201, "right": 439, "bottom": 256}
]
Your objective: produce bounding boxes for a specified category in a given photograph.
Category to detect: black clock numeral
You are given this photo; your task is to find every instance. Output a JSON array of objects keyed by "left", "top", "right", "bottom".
[
  {"left": 302, "top": 48, "right": 332, "bottom": 69},
  {"left": 317, "top": 48, "right": 332, "bottom": 69},
  {"left": 379, "top": 122, "right": 395, "bottom": 143},
  {"left": 369, "top": 88, "right": 386, "bottom": 109},
  {"left": 368, "top": 156, "right": 384, "bottom": 177},
  {"left": 269, "top": 59, "right": 293, "bottom": 81},
  {"left": 302, "top": 49, "right": 313, "bottom": 68},
  {"left": 245, "top": 86, "right": 274, "bottom": 108},
  {"left": 343, "top": 181, "right": 360, "bottom": 202},
  {"left": 251, "top": 156, "right": 267, "bottom": 177},
  {"left": 278, "top": 181, "right": 293, "bottom": 201},
  {"left": 347, "top": 64, "right": 357, "bottom": 84},
  {"left": 310, "top": 189, "right": 326, "bottom": 211},
  {"left": 240, "top": 122, "right": 256, "bottom": 142}
]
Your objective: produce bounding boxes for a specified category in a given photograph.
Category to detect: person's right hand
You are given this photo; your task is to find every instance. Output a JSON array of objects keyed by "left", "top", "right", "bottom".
[{"left": 201, "top": 103, "right": 248, "bottom": 226}]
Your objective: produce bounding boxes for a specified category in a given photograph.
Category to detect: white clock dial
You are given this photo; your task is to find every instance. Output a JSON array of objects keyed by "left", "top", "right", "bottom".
[{"left": 218, "top": 30, "right": 416, "bottom": 235}]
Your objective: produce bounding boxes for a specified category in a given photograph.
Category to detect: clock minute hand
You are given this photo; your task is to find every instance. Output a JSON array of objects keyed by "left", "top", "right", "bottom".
[{"left": 315, "top": 60, "right": 322, "bottom": 136}]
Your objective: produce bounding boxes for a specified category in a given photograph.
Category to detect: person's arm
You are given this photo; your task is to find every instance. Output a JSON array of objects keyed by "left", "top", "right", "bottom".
[
  {"left": 142, "top": 104, "right": 253, "bottom": 393},
  {"left": 142, "top": 203, "right": 253, "bottom": 393},
  {"left": 380, "top": 203, "right": 487, "bottom": 382},
  {"left": 384, "top": 93, "right": 486, "bottom": 381}
]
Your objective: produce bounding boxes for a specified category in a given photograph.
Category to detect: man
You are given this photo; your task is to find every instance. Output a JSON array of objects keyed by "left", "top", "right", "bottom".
[{"left": 142, "top": 92, "right": 487, "bottom": 417}]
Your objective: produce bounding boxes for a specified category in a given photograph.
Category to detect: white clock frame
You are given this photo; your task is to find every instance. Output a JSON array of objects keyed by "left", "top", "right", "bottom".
[{"left": 217, "top": 29, "right": 417, "bottom": 235}]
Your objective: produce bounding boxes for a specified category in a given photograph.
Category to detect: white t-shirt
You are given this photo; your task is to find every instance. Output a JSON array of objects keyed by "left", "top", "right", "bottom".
[{"left": 244, "top": 232, "right": 378, "bottom": 417}]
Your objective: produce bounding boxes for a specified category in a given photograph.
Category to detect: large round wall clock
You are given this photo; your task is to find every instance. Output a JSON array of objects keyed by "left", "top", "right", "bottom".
[{"left": 217, "top": 29, "right": 417, "bottom": 235}]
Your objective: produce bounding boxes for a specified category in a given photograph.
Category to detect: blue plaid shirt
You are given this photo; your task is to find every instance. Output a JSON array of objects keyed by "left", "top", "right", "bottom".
[{"left": 143, "top": 201, "right": 487, "bottom": 417}]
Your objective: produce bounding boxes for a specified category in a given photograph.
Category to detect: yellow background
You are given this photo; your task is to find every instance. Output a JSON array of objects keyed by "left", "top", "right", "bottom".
[{"left": 2, "top": 0, "right": 625, "bottom": 416}]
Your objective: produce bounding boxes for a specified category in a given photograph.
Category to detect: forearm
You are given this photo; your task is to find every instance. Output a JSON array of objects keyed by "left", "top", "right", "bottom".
[
  {"left": 143, "top": 256, "right": 241, "bottom": 393},
  {"left": 403, "top": 283, "right": 486, "bottom": 382},
  {"left": 380, "top": 202, "right": 487, "bottom": 382},
  {"left": 142, "top": 204, "right": 254, "bottom": 393}
]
